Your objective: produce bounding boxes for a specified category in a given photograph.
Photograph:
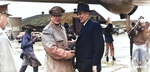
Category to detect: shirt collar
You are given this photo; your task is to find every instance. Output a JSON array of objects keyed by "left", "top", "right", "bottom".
[
  {"left": 0, "top": 27, "right": 2, "bottom": 31},
  {"left": 83, "top": 19, "right": 90, "bottom": 26},
  {"left": 0, "top": 28, "right": 4, "bottom": 35},
  {"left": 50, "top": 22, "right": 62, "bottom": 31}
]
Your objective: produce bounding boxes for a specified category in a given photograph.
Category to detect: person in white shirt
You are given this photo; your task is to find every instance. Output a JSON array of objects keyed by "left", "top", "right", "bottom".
[{"left": 0, "top": 3, "right": 17, "bottom": 72}]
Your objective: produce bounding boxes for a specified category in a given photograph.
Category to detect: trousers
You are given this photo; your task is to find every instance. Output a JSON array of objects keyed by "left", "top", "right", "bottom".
[
  {"left": 132, "top": 44, "right": 147, "bottom": 66},
  {"left": 19, "top": 65, "right": 38, "bottom": 72}
]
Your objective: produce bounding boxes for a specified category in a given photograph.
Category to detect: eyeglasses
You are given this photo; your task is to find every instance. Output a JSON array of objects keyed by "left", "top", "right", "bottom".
[{"left": 52, "top": 15, "right": 62, "bottom": 17}]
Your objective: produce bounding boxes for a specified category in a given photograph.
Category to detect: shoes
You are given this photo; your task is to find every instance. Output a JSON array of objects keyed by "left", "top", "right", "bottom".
[
  {"left": 112, "top": 56, "right": 116, "bottom": 61},
  {"left": 106, "top": 56, "right": 109, "bottom": 62},
  {"left": 106, "top": 56, "right": 116, "bottom": 62}
]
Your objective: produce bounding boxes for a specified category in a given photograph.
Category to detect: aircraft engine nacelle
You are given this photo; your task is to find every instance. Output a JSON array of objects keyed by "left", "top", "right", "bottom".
[
  {"left": 107, "top": 4, "right": 135, "bottom": 15},
  {"left": 105, "top": 3, "right": 138, "bottom": 19}
]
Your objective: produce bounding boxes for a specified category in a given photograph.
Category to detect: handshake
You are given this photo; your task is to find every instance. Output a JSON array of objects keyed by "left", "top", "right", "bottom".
[{"left": 64, "top": 47, "right": 75, "bottom": 54}]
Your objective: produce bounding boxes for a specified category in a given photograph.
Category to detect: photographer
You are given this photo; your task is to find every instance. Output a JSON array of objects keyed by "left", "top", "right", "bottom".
[{"left": 128, "top": 18, "right": 150, "bottom": 66}]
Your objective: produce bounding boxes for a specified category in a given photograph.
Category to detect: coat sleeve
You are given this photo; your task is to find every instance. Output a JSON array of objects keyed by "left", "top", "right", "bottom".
[
  {"left": 42, "top": 29, "right": 74, "bottom": 60},
  {"left": 22, "top": 35, "right": 33, "bottom": 48},
  {"left": 92, "top": 22, "right": 104, "bottom": 65}
]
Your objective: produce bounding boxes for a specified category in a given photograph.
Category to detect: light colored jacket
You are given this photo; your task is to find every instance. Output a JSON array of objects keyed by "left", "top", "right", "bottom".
[
  {"left": 42, "top": 22, "right": 74, "bottom": 72},
  {"left": 0, "top": 28, "right": 17, "bottom": 72}
]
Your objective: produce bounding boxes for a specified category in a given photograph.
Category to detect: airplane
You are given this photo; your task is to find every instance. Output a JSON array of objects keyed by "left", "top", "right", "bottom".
[
  {"left": 2, "top": 0, "right": 150, "bottom": 72},
  {"left": 6, "top": 0, "right": 150, "bottom": 19},
  {"left": 6, "top": 0, "right": 150, "bottom": 32}
]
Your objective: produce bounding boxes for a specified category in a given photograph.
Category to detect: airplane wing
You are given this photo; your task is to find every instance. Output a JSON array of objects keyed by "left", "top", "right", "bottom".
[{"left": 6, "top": 0, "right": 150, "bottom": 19}]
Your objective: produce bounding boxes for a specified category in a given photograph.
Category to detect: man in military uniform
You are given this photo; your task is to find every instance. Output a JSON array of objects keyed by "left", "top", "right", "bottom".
[
  {"left": 42, "top": 6, "right": 75, "bottom": 72},
  {"left": 0, "top": 3, "right": 17, "bottom": 72}
]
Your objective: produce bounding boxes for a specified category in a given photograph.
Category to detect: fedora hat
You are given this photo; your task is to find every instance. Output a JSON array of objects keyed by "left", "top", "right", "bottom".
[
  {"left": 0, "top": 3, "right": 11, "bottom": 16},
  {"left": 24, "top": 25, "right": 36, "bottom": 31},
  {"left": 74, "top": 3, "right": 92, "bottom": 13}
]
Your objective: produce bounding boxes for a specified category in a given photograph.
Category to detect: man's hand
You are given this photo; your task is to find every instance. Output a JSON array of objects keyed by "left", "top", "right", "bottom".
[
  {"left": 65, "top": 47, "right": 70, "bottom": 51},
  {"left": 32, "top": 37, "right": 37, "bottom": 44},
  {"left": 92, "top": 65, "right": 97, "bottom": 72},
  {"left": 70, "top": 50, "right": 75, "bottom": 53}
]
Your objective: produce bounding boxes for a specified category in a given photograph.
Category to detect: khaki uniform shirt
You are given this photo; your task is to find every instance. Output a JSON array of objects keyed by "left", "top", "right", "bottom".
[{"left": 42, "top": 22, "right": 74, "bottom": 72}]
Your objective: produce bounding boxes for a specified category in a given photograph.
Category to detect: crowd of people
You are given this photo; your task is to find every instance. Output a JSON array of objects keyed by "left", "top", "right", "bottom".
[{"left": 1, "top": 2, "right": 150, "bottom": 72}]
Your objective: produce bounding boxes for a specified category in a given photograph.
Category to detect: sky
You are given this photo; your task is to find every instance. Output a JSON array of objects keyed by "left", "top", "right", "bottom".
[{"left": 1, "top": 1, "right": 150, "bottom": 21}]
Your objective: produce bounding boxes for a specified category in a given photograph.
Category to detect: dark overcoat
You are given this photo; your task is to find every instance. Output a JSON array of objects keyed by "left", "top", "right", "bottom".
[
  {"left": 75, "top": 19, "right": 104, "bottom": 72},
  {"left": 22, "top": 33, "right": 41, "bottom": 67}
]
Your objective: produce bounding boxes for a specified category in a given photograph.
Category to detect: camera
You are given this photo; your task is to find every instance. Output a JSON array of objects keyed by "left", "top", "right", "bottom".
[{"left": 136, "top": 23, "right": 144, "bottom": 32}]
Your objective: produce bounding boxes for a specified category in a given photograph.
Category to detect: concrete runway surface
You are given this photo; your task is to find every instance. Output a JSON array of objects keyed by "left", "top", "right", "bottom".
[{"left": 10, "top": 33, "right": 150, "bottom": 72}]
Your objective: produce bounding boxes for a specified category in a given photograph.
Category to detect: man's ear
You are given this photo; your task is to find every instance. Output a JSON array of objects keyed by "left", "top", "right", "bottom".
[
  {"left": 0, "top": 15, "right": 2, "bottom": 22},
  {"left": 0, "top": 14, "right": 2, "bottom": 27}
]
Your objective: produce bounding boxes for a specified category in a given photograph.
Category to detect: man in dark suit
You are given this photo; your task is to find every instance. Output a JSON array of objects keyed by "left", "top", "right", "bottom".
[{"left": 74, "top": 3, "right": 104, "bottom": 72}]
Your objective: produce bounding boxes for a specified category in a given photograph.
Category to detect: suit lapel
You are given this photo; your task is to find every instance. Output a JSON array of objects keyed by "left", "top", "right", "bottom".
[
  {"left": 78, "top": 25, "right": 87, "bottom": 39},
  {"left": 78, "top": 19, "right": 91, "bottom": 39}
]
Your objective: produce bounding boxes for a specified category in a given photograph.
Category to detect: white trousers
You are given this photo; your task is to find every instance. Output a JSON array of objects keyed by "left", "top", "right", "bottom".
[{"left": 132, "top": 44, "right": 147, "bottom": 66}]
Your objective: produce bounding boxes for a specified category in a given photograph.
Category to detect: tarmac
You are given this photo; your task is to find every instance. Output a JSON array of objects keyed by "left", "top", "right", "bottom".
[{"left": 11, "top": 33, "right": 150, "bottom": 72}]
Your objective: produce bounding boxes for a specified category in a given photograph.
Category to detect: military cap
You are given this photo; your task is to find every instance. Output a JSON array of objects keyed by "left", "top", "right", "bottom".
[
  {"left": 49, "top": 6, "right": 65, "bottom": 16},
  {"left": 0, "top": 3, "right": 11, "bottom": 16},
  {"left": 24, "top": 25, "right": 36, "bottom": 31}
]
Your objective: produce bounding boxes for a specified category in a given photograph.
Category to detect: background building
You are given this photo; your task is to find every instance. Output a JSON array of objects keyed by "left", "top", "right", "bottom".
[{"left": 9, "top": 17, "right": 22, "bottom": 39}]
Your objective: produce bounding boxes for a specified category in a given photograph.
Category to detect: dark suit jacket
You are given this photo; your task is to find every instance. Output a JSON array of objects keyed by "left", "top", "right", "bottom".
[
  {"left": 76, "top": 19, "right": 104, "bottom": 72},
  {"left": 22, "top": 33, "right": 33, "bottom": 52}
]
